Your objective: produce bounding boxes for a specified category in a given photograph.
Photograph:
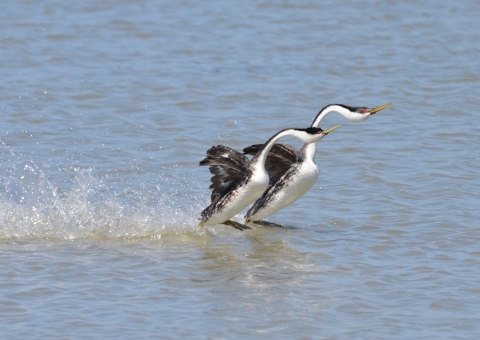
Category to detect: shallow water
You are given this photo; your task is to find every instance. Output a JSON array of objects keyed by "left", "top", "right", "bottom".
[{"left": 1, "top": 0, "right": 480, "bottom": 338}]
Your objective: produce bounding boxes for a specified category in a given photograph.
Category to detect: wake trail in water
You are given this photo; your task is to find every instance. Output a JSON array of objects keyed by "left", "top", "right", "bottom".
[{"left": 0, "top": 144, "right": 208, "bottom": 240}]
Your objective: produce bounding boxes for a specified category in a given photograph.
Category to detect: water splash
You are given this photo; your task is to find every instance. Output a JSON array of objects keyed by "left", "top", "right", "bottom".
[{"left": 0, "top": 156, "right": 207, "bottom": 240}]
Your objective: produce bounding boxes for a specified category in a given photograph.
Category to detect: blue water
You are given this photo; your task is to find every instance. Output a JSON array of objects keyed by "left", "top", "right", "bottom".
[{"left": 1, "top": 1, "right": 480, "bottom": 338}]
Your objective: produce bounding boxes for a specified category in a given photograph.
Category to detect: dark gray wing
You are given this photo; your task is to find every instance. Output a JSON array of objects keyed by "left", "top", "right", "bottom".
[
  {"left": 200, "top": 145, "right": 250, "bottom": 199},
  {"left": 243, "top": 143, "right": 300, "bottom": 184}
]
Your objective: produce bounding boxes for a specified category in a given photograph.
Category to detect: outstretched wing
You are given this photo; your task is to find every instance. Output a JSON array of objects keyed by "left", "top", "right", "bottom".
[
  {"left": 200, "top": 145, "right": 250, "bottom": 199},
  {"left": 243, "top": 143, "right": 300, "bottom": 184}
]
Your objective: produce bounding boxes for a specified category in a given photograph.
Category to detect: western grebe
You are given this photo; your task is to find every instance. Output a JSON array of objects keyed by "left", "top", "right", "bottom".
[
  {"left": 243, "top": 103, "right": 392, "bottom": 227},
  {"left": 199, "top": 125, "right": 341, "bottom": 231}
]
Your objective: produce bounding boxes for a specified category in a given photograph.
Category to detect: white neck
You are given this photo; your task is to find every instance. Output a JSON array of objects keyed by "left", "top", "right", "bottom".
[
  {"left": 300, "top": 104, "right": 362, "bottom": 162},
  {"left": 252, "top": 129, "right": 318, "bottom": 168},
  {"left": 300, "top": 142, "right": 318, "bottom": 162},
  {"left": 311, "top": 104, "right": 363, "bottom": 127}
]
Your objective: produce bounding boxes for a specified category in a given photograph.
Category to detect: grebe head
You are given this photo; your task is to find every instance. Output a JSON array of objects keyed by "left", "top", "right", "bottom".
[
  {"left": 327, "top": 103, "right": 392, "bottom": 122},
  {"left": 299, "top": 124, "right": 341, "bottom": 143},
  {"left": 313, "top": 103, "right": 392, "bottom": 125}
]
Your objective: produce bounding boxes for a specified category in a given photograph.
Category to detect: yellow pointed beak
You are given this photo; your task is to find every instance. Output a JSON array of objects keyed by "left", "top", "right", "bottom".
[
  {"left": 323, "top": 124, "right": 341, "bottom": 135},
  {"left": 369, "top": 103, "right": 392, "bottom": 115}
]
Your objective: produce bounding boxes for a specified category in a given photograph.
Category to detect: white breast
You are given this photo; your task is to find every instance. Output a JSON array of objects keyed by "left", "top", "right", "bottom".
[
  {"left": 204, "top": 168, "right": 269, "bottom": 226},
  {"left": 248, "top": 160, "right": 319, "bottom": 221}
]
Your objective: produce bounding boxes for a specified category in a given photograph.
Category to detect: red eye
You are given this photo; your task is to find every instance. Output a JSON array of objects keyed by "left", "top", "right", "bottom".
[{"left": 361, "top": 108, "right": 367, "bottom": 113}]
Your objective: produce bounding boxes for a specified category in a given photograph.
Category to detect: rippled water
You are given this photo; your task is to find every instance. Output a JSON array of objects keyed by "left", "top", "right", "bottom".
[{"left": 1, "top": 1, "right": 480, "bottom": 338}]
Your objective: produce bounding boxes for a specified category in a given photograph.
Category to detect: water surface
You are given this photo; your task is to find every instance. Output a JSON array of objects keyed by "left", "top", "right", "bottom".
[{"left": 1, "top": 1, "right": 480, "bottom": 338}]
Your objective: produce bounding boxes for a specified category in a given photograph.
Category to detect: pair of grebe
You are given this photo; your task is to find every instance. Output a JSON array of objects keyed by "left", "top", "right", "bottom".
[{"left": 199, "top": 103, "right": 391, "bottom": 231}]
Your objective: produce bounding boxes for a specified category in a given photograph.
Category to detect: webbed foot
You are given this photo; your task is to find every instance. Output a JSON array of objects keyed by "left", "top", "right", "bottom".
[
  {"left": 222, "top": 220, "right": 251, "bottom": 231},
  {"left": 252, "top": 220, "right": 287, "bottom": 228}
]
